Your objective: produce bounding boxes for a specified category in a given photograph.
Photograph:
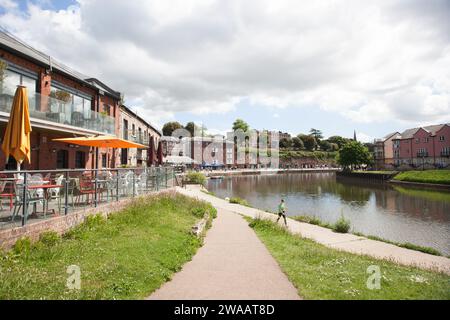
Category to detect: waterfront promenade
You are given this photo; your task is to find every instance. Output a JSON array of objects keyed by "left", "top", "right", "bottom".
[{"left": 177, "top": 185, "right": 450, "bottom": 275}]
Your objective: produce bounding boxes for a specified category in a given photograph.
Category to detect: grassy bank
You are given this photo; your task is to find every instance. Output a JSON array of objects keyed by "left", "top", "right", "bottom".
[
  {"left": 292, "top": 215, "right": 443, "bottom": 256},
  {"left": 0, "top": 193, "right": 216, "bottom": 300},
  {"left": 393, "top": 170, "right": 450, "bottom": 185},
  {"left": 249, "top": 218, "right": 450, "bottom": 300}
]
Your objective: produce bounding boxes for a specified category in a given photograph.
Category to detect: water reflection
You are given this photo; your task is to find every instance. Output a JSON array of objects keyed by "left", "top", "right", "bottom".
[{"left": 207, "top": 173, "right": 450, "bottom": 255}]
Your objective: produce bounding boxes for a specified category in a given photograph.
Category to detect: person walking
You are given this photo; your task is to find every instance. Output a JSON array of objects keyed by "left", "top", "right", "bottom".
[{"left": 277, "top": 199, "right": 287, "bottom": 226}]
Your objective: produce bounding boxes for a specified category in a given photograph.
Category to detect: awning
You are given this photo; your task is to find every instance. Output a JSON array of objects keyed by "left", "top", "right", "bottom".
[{"left": 52, "top": 136, "right": 147, "bottom": 149}]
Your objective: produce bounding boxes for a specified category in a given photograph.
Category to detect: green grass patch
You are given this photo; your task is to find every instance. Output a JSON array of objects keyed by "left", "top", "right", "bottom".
[
  {"left": 393, "top": 170, "right": 450, "bottom": 185},
  {"left": 249, "top": 218, "right": 450, "bottom": 300},
  {"left": 353, "top": 171, "right": 398, "bottom": 175},
  {"left": 292, "top": 215, "right": 332, "bottom": 229},
  {"left": 185, "top": 171, "right": 207, "bottom": 185},
  {"left": 0, "top": 193, "right": 215, "bottom": 300},
  {"left": 229, "top": 197, "right": 250, "bottom": 207}
]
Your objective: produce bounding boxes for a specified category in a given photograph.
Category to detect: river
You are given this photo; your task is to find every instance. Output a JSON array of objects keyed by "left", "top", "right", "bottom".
[{"left": 207, "top": 172, "right": 450, "bottom": 255}]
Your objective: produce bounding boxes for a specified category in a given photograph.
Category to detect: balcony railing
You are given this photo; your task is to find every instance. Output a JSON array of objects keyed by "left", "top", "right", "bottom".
[
  {"left": 0, "top": 91, "right": 115, "bottom": 135},
  {"left": 417, "top": 152, "right": 429, "bottom": 157},
  {"left": 127, "top": 134, "right": 149, "bottom": 145}
]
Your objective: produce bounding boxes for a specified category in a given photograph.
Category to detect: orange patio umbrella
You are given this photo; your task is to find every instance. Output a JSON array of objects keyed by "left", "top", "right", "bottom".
[
  {"left": 52, "top": 136, "right": 147, "bottom": 149},
  {"left": 1, "top": 86, "right": 32, "bottom": 170}
]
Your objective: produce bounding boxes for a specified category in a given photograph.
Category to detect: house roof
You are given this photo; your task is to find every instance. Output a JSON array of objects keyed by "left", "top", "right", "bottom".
[
  {"left": 382, "top": 132, "right": 400, "bottom": 141},
  {"left": 393, "top": 123, "right": 450, "bottom": 140}
]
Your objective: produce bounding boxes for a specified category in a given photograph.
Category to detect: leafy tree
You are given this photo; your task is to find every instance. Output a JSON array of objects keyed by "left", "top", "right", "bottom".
[
  {"left": 232, "top": 119, "right": 249, "bottom": 132},
  {"left": 319, "top": 140, "right": 332, "bottom": 151},
  {"left": 279, "top": 137, "right": 293, "bottom": 149},
  {"left": 162, "top": 121, "right": 183, "bottom": 136},
  {"left": 329, "top": 143, "right": 339, "bottom": 152},
  {"left": 364, "top": 142, "right": 375, "bottom": 153},
  {"left": 292, "top": 136, "right": 304, "bottom": 150},
  {"left": 337, "top": 141, "right": 373, "bottom": 171},
  {"left": 328, "top": 136, "right": 351, "bottom": 149},
  {"left": 184, "top": 122, "right": 197, "bottom": 137},
  {"left": 298, "top": 134, "right": 317, "bottom": 151},
  {"left": 310, "top": 128, "right": 323, "bottom": 141}
]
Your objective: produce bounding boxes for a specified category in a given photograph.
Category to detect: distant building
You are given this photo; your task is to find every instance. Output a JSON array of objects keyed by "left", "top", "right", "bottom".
[
  {"left": 375, "top": 124, "right": 450, "bottom": 169},
  {"left": 373, "top": 132, "right": 400, "bottom": 169},
  {"left": 119, "top": 105, "right": 161, "bottom": 167}
]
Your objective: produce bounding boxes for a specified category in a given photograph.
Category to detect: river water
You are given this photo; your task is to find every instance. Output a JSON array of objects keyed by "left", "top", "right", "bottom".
[{"left": 207, "top": 172, "right": 450, "bottom": 255}]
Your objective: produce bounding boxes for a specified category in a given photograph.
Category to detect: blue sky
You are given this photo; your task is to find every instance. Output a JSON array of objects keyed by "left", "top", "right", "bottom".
[{"left": 1, "top": 0, "right": 449, "bottom": 141}]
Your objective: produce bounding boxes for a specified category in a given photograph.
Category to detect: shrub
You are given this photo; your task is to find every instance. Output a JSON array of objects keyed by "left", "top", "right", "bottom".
[
  {"left": 186, "top": 171, "right": 207, "bottom": 185},
  {"left": 13, "top": 237, "right": 32, "bottom": 255},
  {"left": 39, "top": 231, "right": 60, "bottom": 247},
  {"left": 229, "top": 197, "right": 249, "bottom": 206},
  {"left": 333, "top": 215, "right": 351, "bottom": 233}
]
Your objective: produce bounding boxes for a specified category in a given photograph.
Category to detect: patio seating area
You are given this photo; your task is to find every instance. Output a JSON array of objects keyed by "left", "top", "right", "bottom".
[{"left": 0, "top": 167, "right": 175, "bottom": 230}]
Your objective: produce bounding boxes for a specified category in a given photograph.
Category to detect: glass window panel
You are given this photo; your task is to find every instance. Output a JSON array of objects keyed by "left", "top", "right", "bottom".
[
  {"left": 22, "top": 75, "right": 36, "bottom": 110},
  {"left": 3, "top": 70, "right": 21, "bottom": 94}
]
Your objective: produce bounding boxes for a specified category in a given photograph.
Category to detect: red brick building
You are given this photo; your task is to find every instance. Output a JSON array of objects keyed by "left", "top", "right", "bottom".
[
  {"left": 391, "top": 124, "right": 450, "bottom": 169},
  {"left": 0, "top": 30, "right": 122, "bottom": 170}
]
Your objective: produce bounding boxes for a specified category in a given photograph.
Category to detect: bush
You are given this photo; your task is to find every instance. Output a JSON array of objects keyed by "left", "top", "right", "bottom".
[
  {"left": 333, "top": 215, "right": 351, "bottom": 233},
  {"left": 39, "top": 231, "right": 60, "bottom": 247},
  {"left": 186, "top": 171, "right": 206, "bottom": 185},
  {"left": 13, "top": 237, "right": 32, "bottom": 255},
  {"left": 229, "top": 197, "right": 249, "bottom": 206}
]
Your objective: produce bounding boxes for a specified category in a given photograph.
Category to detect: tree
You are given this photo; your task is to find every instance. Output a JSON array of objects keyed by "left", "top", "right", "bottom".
[
  {"left": 328, "top": 135, "right": 351, "bottom": 149},
  {"left": 309, "top": 128, "right": 323, "bottom": 141},
  {"left": 329, "top": 143, "right": 339, "bottom": 152},
  {"left": 319, "top": 140, "right": 332, "bottom": 151},
  {"left": 232, "top": 119, "right": 249, "bottom": 132},
  {"left": 185, "top": 122, "right": 196, "bottom": 137},
  {"left": 292, "top": 136, "right": 304, "bottom": 150},
  {"left": 162, "top": 121, "right": 183, "bottom": 136},
  {"left": 279, "top": 137, "right": 293, "bottom": 149},
  {"left": 337, "top": 141, "right": 373, "bottom": 171},
  {"left": 298, "top": 134, "right": 317, "bottom": 151}
]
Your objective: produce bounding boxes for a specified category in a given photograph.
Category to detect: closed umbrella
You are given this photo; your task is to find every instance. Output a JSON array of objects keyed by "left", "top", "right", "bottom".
[
  {"left": 148, "top": 136, "right": 156, "bottom": 166},
  {"left": 2, "top": 86, "right": 32, "bottom": 170},
  {"left": 157, "top": 140, "right": 163, "bottom": 165}
]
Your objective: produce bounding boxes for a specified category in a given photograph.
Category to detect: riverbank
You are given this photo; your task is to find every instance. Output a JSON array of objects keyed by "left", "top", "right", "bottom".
[
  {"left": 250, "top": 218, "right": 450, "bottom": 299},
  {"left": 0, "top": 193, "right": 215, "bottom": 299},
  {"left": 204, "top": 167, "right": 339, "bottom": 178},
  {"left": 179, "top": 185, "right": 450, "bottom": 274}
]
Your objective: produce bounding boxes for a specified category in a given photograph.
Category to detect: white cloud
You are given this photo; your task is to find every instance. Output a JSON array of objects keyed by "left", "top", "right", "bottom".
[{"left": 0, "top": 0, "right": 449, "bottom": 127}]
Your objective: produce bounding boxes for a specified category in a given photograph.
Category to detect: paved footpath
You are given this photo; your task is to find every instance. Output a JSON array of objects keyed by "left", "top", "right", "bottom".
[
  {"left": 148, "top": 206, "right": 300, "bottom": 300},
  {"left": 176, "top": 186, "right": 450, "bottom": 275}
]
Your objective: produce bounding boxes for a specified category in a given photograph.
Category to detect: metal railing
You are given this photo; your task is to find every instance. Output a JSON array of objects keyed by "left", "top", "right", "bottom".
[
  {"left": 0, "top": 91, "right": 115, "bottom": 135},
  {"left": 0, "top": 167, "right": 175, "bottom": 229}
]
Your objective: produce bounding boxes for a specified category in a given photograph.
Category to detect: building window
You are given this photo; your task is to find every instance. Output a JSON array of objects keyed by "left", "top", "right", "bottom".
[
  {"left": 103, "top": 104, "right": 111, "bottom": 115},
  {"left": 102, "top": 154, "right": 107, "bottom": 168},
  {"left": 123, "top": 119, "right": 128, "bottom": 140},
  {"left": 2, "top": 69, "right": 37, "bottom": 110},
  {"left": 439, "top": 136, "right": 445, "bottom": 141},
  {"left": 121, "top": 149, "right": 128, "bottom": 165},
  {"left": 56, "top": 150, "right": 69, "bottom": 169},
  {"left": 424, "top": 137, "right": 429, "bottom": 143},
  {"left": 415, "top": 138, "right": 420, "bottom": 143},
  {"left": 132, "top": 124, "right": 136, "bottom": 136},
  {"left": 75, "top": 151, "right": 86, "bottom": 168}
]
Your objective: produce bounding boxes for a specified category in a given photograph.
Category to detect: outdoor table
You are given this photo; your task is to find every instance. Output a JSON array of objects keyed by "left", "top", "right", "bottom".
[{"left": 27, "top": 184, "right": 63, "bottom": 217}]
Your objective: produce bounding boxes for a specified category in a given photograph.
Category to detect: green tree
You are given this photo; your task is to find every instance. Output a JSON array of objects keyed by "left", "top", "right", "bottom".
[
  {"left": 232, "top": 119, "right": 249, "bottom": 132},
  {"left": 279, "top": 137, "right": 293, "bottom": 149},
  {"left": 337, "top": 141, "right": 373, "bottom": 171},
  {"left": 0, "top": 60, "right": 8, "bottom": 94},
  {"left": 309, "top": 128, "right": 323, "bottom": 141},
  {"left": 319, "top": 140, "right": 332, "bottom": 151},
  {"left": 162, "top": 121, "right": 183, "bottom": 136},
  {"left": 328, "top": 136, "right": 350, "bottom": 149},
  {"left": 292, "top": 136, "right": 304, "bottom": 150},
  {"left": 299, "top": 134, "right": 317, "bottom": 151}
]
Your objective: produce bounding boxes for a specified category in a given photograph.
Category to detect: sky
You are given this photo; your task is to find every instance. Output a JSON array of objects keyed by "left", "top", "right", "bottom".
[{"left": 1, "top": 0, "right": 449, "bottom": 141}]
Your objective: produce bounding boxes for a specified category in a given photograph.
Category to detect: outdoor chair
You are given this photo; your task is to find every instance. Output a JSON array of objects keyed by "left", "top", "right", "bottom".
[
  {"left": 0, "top": 179, "right": 14, "bottom": 211},
  {"left": 76, "top": 178, "right": 96, "bottom": 205},
  {"left": 11, "top": 181, "right": 45, "bottom": 221}
]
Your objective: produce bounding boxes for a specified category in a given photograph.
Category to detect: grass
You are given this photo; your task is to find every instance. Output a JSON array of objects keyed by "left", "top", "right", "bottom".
[
  {"left": 201, "top": 189, "right": 216, "bottom": 196},
  {"left": 393, "top": 170, "right": 450, "bottom": 185},
  {"left": 249, "top": 218, "right": 450, "bottom": 300},
  {"left": 392, "top": 185, "right": 450, "bottom": 204},
  {"left": 185, "top": 171, "right": 207, "bottom": 185},
  {"left": 353, "top": 170, "right": 398, "bottom": 175},
  {"left": 0, "top": 193, "right": 216, "bottom": 300},
  {"left": 229, "top": 197, "right": 250, "bottom": 207}
]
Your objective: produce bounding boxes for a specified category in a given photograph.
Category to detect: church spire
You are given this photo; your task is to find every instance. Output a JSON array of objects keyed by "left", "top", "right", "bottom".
[{"left": 354, "top": 130, "right": 357, "bottom": 142}]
